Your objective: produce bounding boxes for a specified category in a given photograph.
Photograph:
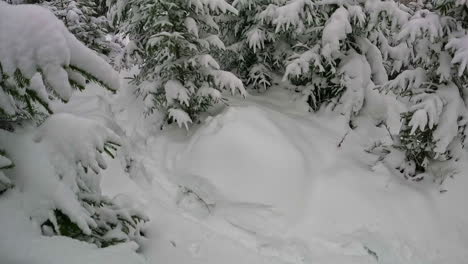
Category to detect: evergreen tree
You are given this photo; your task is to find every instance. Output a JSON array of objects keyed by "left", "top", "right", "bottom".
[
  {"left": 276, "top": 0, "right": 408, "bottom": 123},
  {"left": 219, "top": 0, "right": 287, "bottom": 91},
  {"left": 43, "top": 0, "right": 115, "bottom": 57},
  {"left": 0, "top": 2, "right": 146, "bottom": 247},
  {"left": 113, "top": 0, "right": 246, "bottom": 128},
  {"left": 380, "top": 0, "right": 468, "bottom": 181}
]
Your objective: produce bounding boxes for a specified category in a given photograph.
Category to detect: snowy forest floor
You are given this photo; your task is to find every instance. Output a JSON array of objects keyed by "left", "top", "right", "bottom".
[
  {"left": 104, "top": 72, "right": 468, "bottom": 264},
  {"left": 3, "top": 73, "right": 468, "bottom": 264}
]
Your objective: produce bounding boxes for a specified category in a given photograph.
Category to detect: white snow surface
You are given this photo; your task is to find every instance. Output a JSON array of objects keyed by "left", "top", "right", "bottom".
[
  {"left": 3, "top": 73, "right": 468, "bottom": 263},
  {"left": 102, "top": 76, "right": 468, "bottom": 264}
]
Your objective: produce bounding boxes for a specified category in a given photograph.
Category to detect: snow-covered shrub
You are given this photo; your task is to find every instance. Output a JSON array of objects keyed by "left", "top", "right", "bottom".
[
  {"left": 0, "top": 2, "right": 146, "bottom": 249},
  {"left": 113, "top": 0, "right": 246, "bottom": 128},
  {"left": 0, "top": 2, "right": 119, "bottom": 124},
  {"left": 7, "top": 0, "right": 124, "bottom": 65},
  {"left": 0, "top": 151, "right": 14, "bottom": 194},
  {"left": 34, "top": 115, "right": 146, "bottom": 247},
  {"left": 41, "top": 0, "right": 116, "bottom": 58},
  {"left": 219, "top": 0, "right": 293, "bottom": 91},
  {"left": 280, "top": 0, "right": 409, "bottom": 123},
  {"left": 380, "top": 0, "right": 468, "bottom": 180}
]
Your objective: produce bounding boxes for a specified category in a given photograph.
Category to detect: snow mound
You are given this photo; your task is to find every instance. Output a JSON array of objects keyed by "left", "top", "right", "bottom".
[{"left": 175, "top": 106, "right": 310, "bottom": 226}]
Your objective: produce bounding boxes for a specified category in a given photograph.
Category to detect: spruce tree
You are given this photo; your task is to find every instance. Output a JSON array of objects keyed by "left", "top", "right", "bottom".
[
  {"left": 113, "top": 0, "right": 246, "bottom": 128},
  {"left": 275, "top": 0, "right": 408, "bottom": 123},
  {"left": 380, "top": 0, "right": 468, "bottom": 181},
  {"left": 43, "top": 0, "right": 115, "bottom": 57},
  {"left": 219, "top": 0, "right": 286, "bottom": 91},
  {"left": 0, "top": 2, "right": 146, "bottom": 247}
]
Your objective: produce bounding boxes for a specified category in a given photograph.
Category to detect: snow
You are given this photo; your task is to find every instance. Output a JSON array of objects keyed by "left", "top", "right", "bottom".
[
  {"left": 197, "top": 86, "right": 222, "bottom": 101},
  {"left": 382, "top": 68, "right": 427, "bottom": 93},
  {"left": 95, "top": 79, "right": 468, "bottom": 264},
  {"left": 398, "top": 9, "right": 443, "bottom": 43},
  {"left": 0, "top": 2, "right": 72, "bottom": 99},
  {"left": 175, "top": 106, "right": 309, "bottom": 223},
  {"left": 0, "top": 128, "right": 95, "bottom": 234},
  {"left": 446, "top": 35, "right": 468, "bottom": 76},
  {"left": 168, "top": 108, "right": 192, "bottom": 130},
  {"left": 34, "top": 113, "right": 121, "bottom": 174},
  {"left": 357, "top": 37, "right": 388, "bottom": 85},
  {"left": 337, "top": 51, "right": 372, "bottom": 121},
  {"left": 269, "top": 0, "right": 313, "bottom": 33},
  {"left": 321, "top": 6, "right": 351, "bottom": 59},
  {"left": 3, "top": 1, "right": 468, "bottom": 263},
  {"left": 284, "top": 45, "right": 324, "bottom": 80},
  {"left": 433, "top": 83, "right": 467, "bottom": 155},
  {"left": 3, "top": 67, "right": 468, "bottom": 263},
  {"left": 408, "top": 93, "right": 443, "bottom": 134},
  {"left": 197, "top": 54, "right": 220, "bottom": 70},
  {"left": 437, "top": 51, "right": 452, "bottom": 82},
  {"left": 185, "top": 17, "right": 199, "bottom": 38},
  {"left": 364, "top": 0, "right": 409, "bottom": 30},
  {"left": 0, "top": 2, "right": 120, "bottom": 104},
  {"left": 210, "top": 70, "right": 247, "bottom": 96},
  {"left": 0, "top": 154, "right": 12, "bottom": 168},
  {"left": 191, "top": 0, "right": 238, "bottom": 15},
  {"left": 0, "top": 191, "right": 145, "bottom": 264},
  {"left": 246, "top": 28, "right": 266, "bottom": 53},
  {"left": 165, "top": 80, "right": 191, "bottom": 107},
  {"left": 203, "top": 35, "right": 226, "bottom": 50}
]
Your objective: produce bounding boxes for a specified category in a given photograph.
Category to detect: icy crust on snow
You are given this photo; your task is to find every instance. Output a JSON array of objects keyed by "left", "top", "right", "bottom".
[{"left": 0, "top": 2, "right": 120, "bottom": 102}]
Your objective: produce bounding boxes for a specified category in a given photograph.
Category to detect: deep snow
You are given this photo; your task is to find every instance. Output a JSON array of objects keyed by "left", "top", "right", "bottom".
[
  {"left": 101, "top": 78, "right": 468, "bottom": 264},
  {"left": 2, "top": 76, "right": 468, "bottom": 264}
]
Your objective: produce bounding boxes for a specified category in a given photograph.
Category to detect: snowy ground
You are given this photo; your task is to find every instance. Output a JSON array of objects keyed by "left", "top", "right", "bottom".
[
  {"left": 3, "top": 76, "right": 468, "bottom": 263},
  {"left": 102, "top": 77, "right": 468, "bottom": 264}
]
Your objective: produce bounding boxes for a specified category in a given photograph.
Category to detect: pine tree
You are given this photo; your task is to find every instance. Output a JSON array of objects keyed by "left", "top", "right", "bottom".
[
  {"left": 34, "top": 113, "right": 147, "bottom": 248},
  {"left": 219, "top": 0, "right": 287, "bottom": 91},
  {"left": 113, "top": 0, "right": 246, "bottom": 128},
  {"left": 0, "top": 2, "right": 146, "bottom": 247},
  {"left": 380, "top": 0, "right": 468, "bottom": 181},
  {"left": 43, "top": 0, "right": 116, "bottom": 57},
  {"left": 276, "top": 0, "right": 408, "bottom": 123}
]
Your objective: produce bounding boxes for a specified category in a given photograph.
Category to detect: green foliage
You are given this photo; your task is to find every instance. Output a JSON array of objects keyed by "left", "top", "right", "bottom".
[
  {"left": 0, "top": 62, "right": 116, "bottom": 128},
  {"left": 219, "top": 0, "right": 281, "bottom": 91},
  {"left": 42, "top": 197, "right": 146, "bottom": 248},
  {"left": 1, "top": 1, "right": 148, "bottom": 253},
  {"left": 44, "top": 0, "right": 114, "bottom": 56},
  {"left": 380, "top": 0, "right": 468, "bottom": 177},
  {"left": 395, "top": 112, "right": 438, "bottom": 173},
  {"left": 68, "top": 65, "right": 116, "bottom": 93},
  {"left": 115, "top": 0, "right": 245, "bottom": 127},
  {"left": 0, "top": 63, "right": 50, "bottom": 125},
  {"left": 433, "top": 0, "right": 468, "bottom": 22},
  {"left": 278, "top": 1, "right": 402, "bottom": 118}
]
